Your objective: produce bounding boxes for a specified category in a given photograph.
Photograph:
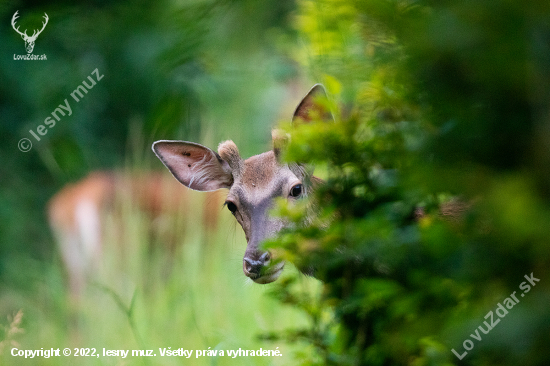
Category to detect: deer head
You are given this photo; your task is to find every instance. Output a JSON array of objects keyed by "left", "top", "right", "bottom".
[
  {"left": 12, "top": 11, "right": 49, "bottom": 54},
  {"left": 153, "top": 85, "right": 331, "bottom": 283}
]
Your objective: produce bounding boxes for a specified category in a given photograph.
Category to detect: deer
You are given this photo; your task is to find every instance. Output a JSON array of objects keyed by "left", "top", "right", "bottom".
[
  {"left": 11, "top": 11, "right": 48, "bottom": 54},
  {"left": 48, "top": 170, "right": 224, "bottom": 296},
  {"left": 153, "top": 85, "right": 331, "bottom": 284}
]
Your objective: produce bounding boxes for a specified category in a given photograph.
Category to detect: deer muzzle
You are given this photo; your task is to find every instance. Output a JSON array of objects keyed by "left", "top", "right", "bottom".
[{"left": 243, "top": 250, "right": 285, "bottom": 284}]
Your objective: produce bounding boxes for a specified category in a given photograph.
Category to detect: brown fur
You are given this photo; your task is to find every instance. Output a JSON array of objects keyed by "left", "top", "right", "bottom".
[
  {"left": 240, "top": 151, "right": 278, "bottom": 189},
  {"left": 48, "top": 170, "right": 224, "bottom": 296}
]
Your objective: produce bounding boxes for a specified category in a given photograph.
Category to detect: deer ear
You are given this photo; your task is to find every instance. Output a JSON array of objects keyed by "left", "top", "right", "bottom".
[
  {"left": 153, "top": 140, "right": 233, "bottom": 191},
  {"left": 292, "top": 84, "right": 333, "bottom": 125}
]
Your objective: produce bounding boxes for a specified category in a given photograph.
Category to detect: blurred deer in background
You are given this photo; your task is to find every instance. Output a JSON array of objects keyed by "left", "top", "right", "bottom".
[
  {"left": 48, "top": 171, "right": 223, "bottom": 295},
  {"left": 153, "top": 85, "right": 331, "bottom": 284}
]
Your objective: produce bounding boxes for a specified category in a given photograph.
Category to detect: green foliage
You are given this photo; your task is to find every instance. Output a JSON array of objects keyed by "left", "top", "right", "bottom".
[{"left": 268, "top": 0, "right": 550, "bottom": 365}]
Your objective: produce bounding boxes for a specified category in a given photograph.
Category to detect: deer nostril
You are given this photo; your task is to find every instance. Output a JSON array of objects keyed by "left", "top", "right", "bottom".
[
  {"left": 243, "top": 257, "right": 253, "bottom": 272},
  {"left": 243, "top": 257, "right": 260, "bottom": 277}
]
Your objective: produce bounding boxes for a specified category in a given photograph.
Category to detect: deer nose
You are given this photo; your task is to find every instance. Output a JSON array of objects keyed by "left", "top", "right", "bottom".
[{"left": 243, "top": 252, "right": 271, "bottom": 278}]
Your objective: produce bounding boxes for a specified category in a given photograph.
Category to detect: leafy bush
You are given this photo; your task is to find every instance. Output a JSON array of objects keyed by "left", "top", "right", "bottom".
[{"left": 266, "top": 1, "right": 550, "bottom": 365}]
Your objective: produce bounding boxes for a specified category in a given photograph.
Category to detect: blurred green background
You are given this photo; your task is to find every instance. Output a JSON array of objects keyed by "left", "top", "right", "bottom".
[
  {"left": 0, "top": 0, "right": 323, "bottom": 365},
  {"left": 2, "top": 0, "right": 550, "bottom": 365},
  {"left": 0, "top": 0, "right": 305, "bottom": 266}
]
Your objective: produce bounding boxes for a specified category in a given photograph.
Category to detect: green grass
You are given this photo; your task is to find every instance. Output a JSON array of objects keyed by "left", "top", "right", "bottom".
[{"left": 0, "top": 187, "right": 322, "bottom": 366}]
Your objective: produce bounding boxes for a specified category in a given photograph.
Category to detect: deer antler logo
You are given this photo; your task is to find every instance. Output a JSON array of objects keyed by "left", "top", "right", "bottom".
[{"left": 11, "top": 11, "right": 49, "bottom": 54}]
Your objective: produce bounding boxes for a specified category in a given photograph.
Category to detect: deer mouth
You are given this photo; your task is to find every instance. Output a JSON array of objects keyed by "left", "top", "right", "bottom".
[{"left": 250, "top": 261, "right": 285, "bottom": 284}]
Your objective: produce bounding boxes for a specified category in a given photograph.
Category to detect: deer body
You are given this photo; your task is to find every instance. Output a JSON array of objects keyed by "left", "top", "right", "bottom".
[
  {"left": 154, "top": 85, "right": 330, "bottom": 283},
  {"left": 48, "top": 171, "right": 223, "bottom": 294}
]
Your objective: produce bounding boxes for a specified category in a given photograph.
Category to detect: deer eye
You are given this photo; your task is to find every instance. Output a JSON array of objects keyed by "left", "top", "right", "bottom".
[
  {"left": 290, "top": 184, "right": 303, "bottom": 198},
  {"left": 225, "top": 201, "right": 238, "bottom": 214}
]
